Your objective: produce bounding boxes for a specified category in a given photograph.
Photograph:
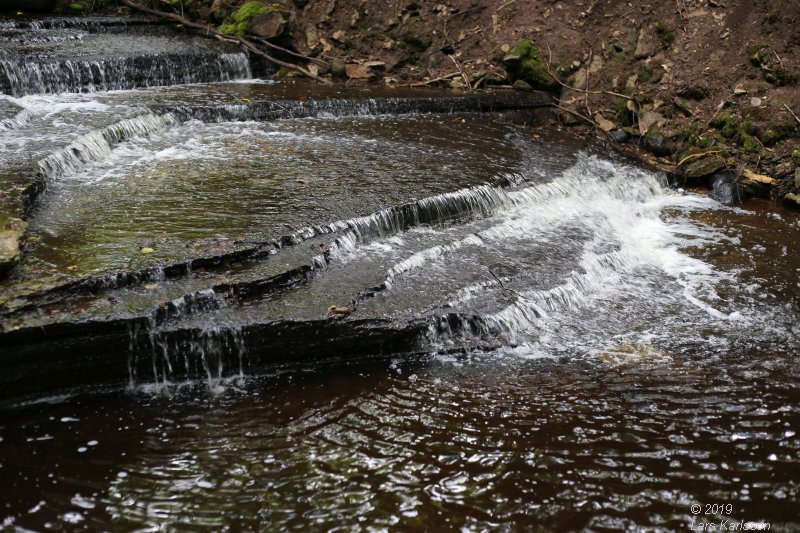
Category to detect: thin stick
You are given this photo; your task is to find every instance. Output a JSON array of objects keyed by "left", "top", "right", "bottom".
[
  {"left": 497, "top": 0, "right": 518, "bottom": 12},
  {"left": 784, "top": 103, "right": 800, "bottom": 126},
  {"left": 554, "top": 103, "right": 601, "bottom": 129},
  {"left": 448, "top": 54, "right": 472, "bottom": 91},
  {"left": 255, "top": 38, "right": 328, "bottom": 68},
  {"left": 676, "top": 150, "right": 723, "bottom": 167},
  {"left": 404, "top": 72, "right": 461, "bottom": 87},
  {"left": 120, "top": 0, "right": 332, "bottom": 85}
]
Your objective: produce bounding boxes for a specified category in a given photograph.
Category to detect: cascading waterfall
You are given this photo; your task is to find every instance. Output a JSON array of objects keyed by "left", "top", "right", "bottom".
[
  {"left": 23, "top": 113, "right": 176, "bottom": 211},
  {"left": 158, "top": 92, "right": 550, "bottom": 123},
  {"left": 0, "top": 53, "right": 252, "bottom": 97},
  {"left": 0, "top": 106, "right": 31, "bottom": 130}
]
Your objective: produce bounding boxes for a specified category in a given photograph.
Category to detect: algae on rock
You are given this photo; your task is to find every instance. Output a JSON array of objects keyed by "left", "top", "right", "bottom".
[{"left": 502, "top": 39, "right": 557, "bottom": 91}]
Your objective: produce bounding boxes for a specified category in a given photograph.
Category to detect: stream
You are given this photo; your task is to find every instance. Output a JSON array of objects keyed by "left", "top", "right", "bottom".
[{"left": 1, "top": 15, "right": 799, "bottom": 531}]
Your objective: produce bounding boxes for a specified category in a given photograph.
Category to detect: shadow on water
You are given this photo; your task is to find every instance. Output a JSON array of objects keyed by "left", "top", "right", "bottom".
[{"left": 1, "top": 349, "right": 798, "bottom": 530}]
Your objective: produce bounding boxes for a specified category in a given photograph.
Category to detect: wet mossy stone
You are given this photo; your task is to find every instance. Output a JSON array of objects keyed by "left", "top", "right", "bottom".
[
  {"left": 684, "top": 156, "right": 726, "bottom": 179},
  {"left": 709, "top": 171, "right": 742, "bottom": 205},
  {"left": 512, "top": 79, "right": 533, "bottom": 91},
  {"left": 219, "top": 1, "right": 272, "bottom": 37},
  {"left": 503, "top": 39, "right": 557, "bottom": 91},
  {"left": 330, "top": 58, "right": 347, "bottom": 79}
]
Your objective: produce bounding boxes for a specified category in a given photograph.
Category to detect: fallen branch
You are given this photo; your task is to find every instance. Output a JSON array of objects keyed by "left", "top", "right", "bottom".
[
  {"left": 554, "top": 103, "right": 602, "bottom": 130},
  {"left": 543, "top": 45, "right": 636, "bottom": 101},
  {"left": 741, "top": 170, "right": 777, "bottom": 185},
  {"left": 447, "top": 54, "right": 472, "bottom": 91},
  {"left": 254, "top": 37, "right": 328, "bottom": 69},
  {"left": 496, "top": 0, "right": 519, "bottom": 12},
  {"left": 119, "top": 0, "right": 332, "bottom": 85},
  {"left": 676, "top": 150, "right": 723, "bottom": 167},
  {"left": 404, "top": 72, "right": 461, "bottom": 87}
]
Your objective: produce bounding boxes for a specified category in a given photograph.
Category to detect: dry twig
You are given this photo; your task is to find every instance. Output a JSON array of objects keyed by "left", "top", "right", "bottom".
[
  {"left": 676, "top": 150, "right": 723, "bottom": 167},
  {"left": 784, "top": 103, "right": 800, "bottom": 126}
]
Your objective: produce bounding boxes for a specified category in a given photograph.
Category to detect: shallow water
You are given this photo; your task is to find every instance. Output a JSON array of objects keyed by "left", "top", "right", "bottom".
[{"left": 1, "top": 347, "right": 798, "bottom": 531}]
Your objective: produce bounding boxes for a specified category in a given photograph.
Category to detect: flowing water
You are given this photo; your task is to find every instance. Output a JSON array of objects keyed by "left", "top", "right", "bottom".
[{"left": 1, "top": 16, "right": 799, "bottom": 532}]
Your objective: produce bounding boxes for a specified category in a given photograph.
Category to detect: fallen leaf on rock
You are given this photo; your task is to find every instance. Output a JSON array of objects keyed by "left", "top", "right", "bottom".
[{"left": 140, "top": 247, "right": 155, "bottom": 254}]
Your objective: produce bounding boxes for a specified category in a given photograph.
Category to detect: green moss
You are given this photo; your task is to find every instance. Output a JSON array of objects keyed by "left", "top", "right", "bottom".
[
  {"left": 655, "top": 22, "right": 674, "bottom": 46},
  {"left": 276, "top": 66, "right": 289, "bottom": 78},
  {"left": 331, "top": 63, "right": 346, "bottom": 79},
  {"left": 739, "top": 132, "right": 758, "bottom": 153},
  {"left": 747, "top": 43, "right": 768, "bottom": 66},
  {"left": 638, "top": 65, "right": 653, "bottom": 83},
  {"left": 763, "top": 121, "right": 798, "bottom": 146},
  {"left": 403, "top": 15, "right": 430, "bottom": 51},
  {"left": 792, "top": 150, "right": 800, "bottom": 164},
  {"left": 68, "top": 1, "right": 88, "bottom": 12},
  {"left": 505, "top": 39, "right": 554, "bottom": 89},
  {"left": 218, "top": 1, "right": 270, "bottom": 37},
  {"left": 765, "top": 9, "right": 780, "bottom": 24}
]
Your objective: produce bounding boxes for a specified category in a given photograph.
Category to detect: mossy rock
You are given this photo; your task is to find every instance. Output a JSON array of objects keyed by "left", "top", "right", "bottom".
[
  {"left": 402, "top": 15, "right": 431, "bottom": 52},
  {"left": 503, "top": 39, "right": 557, "bottom": 91},
  {"left": 219, "top": 1, "right": 275, "bottom": 37},
  {"left": 683, "top": 156, "right": 726, "bottom": 179}
]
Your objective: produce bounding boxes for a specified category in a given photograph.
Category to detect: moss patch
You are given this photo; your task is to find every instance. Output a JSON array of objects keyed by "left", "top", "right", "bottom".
[
  {"left": 503, "top": 39, "right": 555, "bottom": 90},
  {"left": 219, "top": 1, "right": 272, "bottom": 37}
]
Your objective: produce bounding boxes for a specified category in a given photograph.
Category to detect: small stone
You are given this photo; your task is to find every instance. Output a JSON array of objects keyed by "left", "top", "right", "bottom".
[
  {"left": 642, "top": 132, "right": 676, "bottom": 157},
  {"left": 594, "top": 113, "right": 615, "bottom": 131},
  {"left": 331, "top": 30, "right": 346, "bottom": 43},
  {"left": 709, "top": 171, "right": 741, "bottom": 205},
  {"left": 750, "top": 97, "right": 762, "bottom": 107},
  {"left": 330, "top": 58, "right": 346, "bottom": 79},
  {"left": 345, "top": 61, "right": 385, "bottom": 79},
  {"left": 784, "top": 193, "right": 800, "bottom": 207},
  {"left": 249, "top": 12, "right": 287, "bottom": 39},
  {"left": 794, "top": 168, "right": 800, "bottom": 189},
  {"left": 500, "top": 43, "right": 511, "bottom": 53},
  {"left": 673, "top": 96, "right": 694, "bottom": 116},
  {"left": 774, "top": 161, "right": 793, "bottom": 177},
  {"left": 638, "top": 111, "right": 665, "bottom": 136},
  {"left": 611, "top": 130, "right": 629, "bottom": 143},
  {"left": 512, "top": 79, "right": 532, "bottom": 91},
  {"left": 634, "top": 29, "right": 655, "bottom": 59}
]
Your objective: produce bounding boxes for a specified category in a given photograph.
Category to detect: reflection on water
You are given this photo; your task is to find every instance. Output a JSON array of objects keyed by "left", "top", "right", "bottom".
[{"left": 1, "top": 349, "right": 798, "bottom": 530}]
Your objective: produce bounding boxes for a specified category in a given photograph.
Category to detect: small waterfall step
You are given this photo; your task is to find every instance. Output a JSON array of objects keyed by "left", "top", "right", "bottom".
[
  {"left": 0, "top": 16, "right": 258, "bottom": 96},
  {"left": 156, "top": 91, "right": 553, "bottom": 123}
]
